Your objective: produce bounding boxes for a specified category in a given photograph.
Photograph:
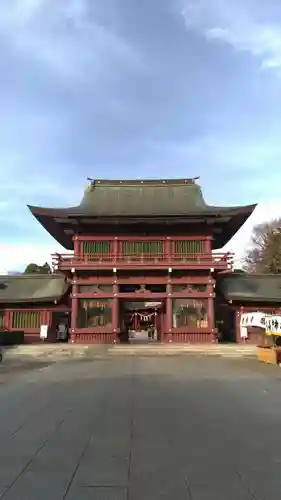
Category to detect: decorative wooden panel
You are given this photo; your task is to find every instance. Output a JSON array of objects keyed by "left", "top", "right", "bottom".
[
  {"left": 82, "top": 240, "right": 111, "bottom": 255},
  {"left": 173, "top": 240, "right": 204, "bottom": 255},
  {"left": 73, "top": 333, "right": 116, "bottom": 344},
  {"left": 12, "top": 311, "right": 41, "bottom": 329},
  {"left": 165, "top": 333, "right": 211, "bottom": 343},
  {"left": 122, "top": 241, "right": 164, "bottom": 256}
]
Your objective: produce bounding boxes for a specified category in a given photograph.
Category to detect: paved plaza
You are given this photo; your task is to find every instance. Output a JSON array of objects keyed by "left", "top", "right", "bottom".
[{"left": 0, "top": 356, "right": 281, "bottom": 499}]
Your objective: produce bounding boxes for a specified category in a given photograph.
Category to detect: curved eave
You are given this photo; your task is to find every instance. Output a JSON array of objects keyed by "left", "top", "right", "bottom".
[
  {"left": 212, "top": 203, "right": 257, "bottom": 249},
  {"left": 0, "top": 294, "right": 68, "bottom": 304},
  {"left": 28, "top": 205, "right": 77, "bottom": 249},
  {"left": 28, "top": 203, "right": 257, "bottom": 250}
]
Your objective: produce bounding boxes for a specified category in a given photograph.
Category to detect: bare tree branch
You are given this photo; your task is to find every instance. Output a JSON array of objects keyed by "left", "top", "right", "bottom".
[{"left": 243, "top": 219, "right": 281, "bottom": 274}]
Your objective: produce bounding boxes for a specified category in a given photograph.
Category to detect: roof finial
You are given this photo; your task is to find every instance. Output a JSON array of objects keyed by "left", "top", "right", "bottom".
[{"left": 85, "top": 177, "right": 95, "bottom": 193}]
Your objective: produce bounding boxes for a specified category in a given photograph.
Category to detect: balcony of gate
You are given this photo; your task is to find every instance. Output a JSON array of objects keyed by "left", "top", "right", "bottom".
[{"left": 52, "top": 251, "right": 233, "bottom": 272}]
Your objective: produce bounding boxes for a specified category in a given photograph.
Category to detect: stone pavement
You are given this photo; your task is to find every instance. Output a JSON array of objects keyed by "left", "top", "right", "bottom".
[
  {"left": 3, "top": 342, "right": 257, "bottom": 363},
  {"left": 0, "top": 356, "right": 281, "bottom": 499}
]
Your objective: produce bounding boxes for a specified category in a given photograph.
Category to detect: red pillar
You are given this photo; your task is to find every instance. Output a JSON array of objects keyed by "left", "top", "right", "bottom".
[
  {"left": 205, "top": 236, "right": 212, "bottom": 253},
  {"left": 165, "top": 237, "right": 172, "bottom": 262},
  {"left": 113, "top": 237, "right": 118, "bottom": 262},
  {"left": 70, "top": 280, "right": 78, "bottom": 343},
  {"left": 7, "top": 311, "right": 12, "bottom": 330},
  {"left": 236, "top": 308, "right": 242, "bottom": 343},
  {"left": 4, "top": 310, "right": 9, "bottom": 329},
  {"left": 166, "top": 281, "right": 172, "bottom": 342},
  {"left": 73, "top": 236, "right": 79, "bottom": 256},
  {"left": 208, "top": 296, "right": 216, "bottom": 342},
  {"left": 112, "top": 282, "right": 119, "bottom": 343}
]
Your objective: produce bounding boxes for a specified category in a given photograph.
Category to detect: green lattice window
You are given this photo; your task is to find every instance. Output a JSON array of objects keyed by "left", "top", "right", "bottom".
[
  {"left": 173, "top": 240, "right": 204, "bottom": 255},
  {"left": 0, "top": 312, "right": 4, "bottom": 329},
  {"left": 12, "top": 311, "right": 41, "bottom": 329},
  {"left": 123, "top": 241, "right": 164, "bottom": 256},
  {"left": 82, "top": 240, "right": 111, "bottom": 255}
]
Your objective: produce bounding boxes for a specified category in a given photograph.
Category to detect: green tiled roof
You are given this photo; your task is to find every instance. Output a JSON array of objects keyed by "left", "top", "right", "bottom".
[
  {"left": 0, "top": 274, "right": 70, "bottom": 303},
  {"left": 75, "top": 179, "right": 252, "bottom": 217},
  {"left": 29, "top": 179, "right": 256, "bottom": 218},
  {"left": 27, "top": 178, "right": 257, "bottom": 250},
  {"left": 217, "top": 274, "right": 281, "bottom": 303},
  {"left": 78, "top": 180, "right": 208, "bottom": 216}
]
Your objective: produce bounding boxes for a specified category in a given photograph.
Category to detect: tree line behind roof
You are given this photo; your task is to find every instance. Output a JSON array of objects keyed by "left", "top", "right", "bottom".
[
  {"left": 244, "top": 219, "right": 281, "bottom": 274},
  {"left": 23, "top": 262, "right": 52, "bottom": 275}
]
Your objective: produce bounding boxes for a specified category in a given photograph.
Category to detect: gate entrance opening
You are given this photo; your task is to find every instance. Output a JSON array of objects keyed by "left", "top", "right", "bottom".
[{"left": 119, "top": 300, "right": 164, "bottom": 343}]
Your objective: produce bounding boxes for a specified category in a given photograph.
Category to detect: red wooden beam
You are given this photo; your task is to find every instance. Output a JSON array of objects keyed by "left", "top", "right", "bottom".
[
  {"left": 168, "top": 236, "right": 209, "bottom": 241},
  {"left": 73, "top": 292, "right": 167, "bottom": 299},
  {"left": 73, "top": 235, "right": 210, "bottom": 242},
  {"left": 74, "top": 277, "right": 115, "bottom": 284},
  {"left": 54, "top": 259, "right": 231, "bottom": 271},
  {"left": 171, "top": 328, "right": 213, "bottom": 333},
  {"left": 58, "top": 264, "right": 230, "bottom": 271},
  {"left": 74, "top": 276, "right": 215, "bottom": 285},
  {"left": 73, "top": 291, "right": 212, "bottom": 299},
  {"left": 4, "top": 306, "right": 70, "bottom": 312},
  {"left": 72, "top": 327, "right": 114, "bottom": 334}
]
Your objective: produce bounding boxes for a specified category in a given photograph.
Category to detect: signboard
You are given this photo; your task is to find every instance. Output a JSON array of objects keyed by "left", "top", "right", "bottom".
[
  {"left": 265, "top": 315, "right": 281, "bottom": 336},
  {"left": 144, "top": 302, "right": 162, "bottom": 308},
  {"left": 40, "top": 324, "right": 48, "bottom": 340},
  {"left": 240, "top": 312, "right": 266, "bottom": 329},
  {"left": 240, "top": 312, "right": 266, "bottom": 339}
]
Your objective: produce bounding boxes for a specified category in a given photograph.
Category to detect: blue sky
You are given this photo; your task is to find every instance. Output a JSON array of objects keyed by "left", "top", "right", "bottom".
[{"left": 1, "top": 0, "right": 281, "bottom": 270}]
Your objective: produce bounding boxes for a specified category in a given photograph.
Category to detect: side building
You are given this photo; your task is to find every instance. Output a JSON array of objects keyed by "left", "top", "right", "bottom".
[
  {"left": 216, "top": 273, "right": 281, "bottom": 344},
  {"left": 27, "top": 178, "right": 256, "bottom": 344},
  {"left": 0, "top": 274, "right": 70, "bottom": 343}
]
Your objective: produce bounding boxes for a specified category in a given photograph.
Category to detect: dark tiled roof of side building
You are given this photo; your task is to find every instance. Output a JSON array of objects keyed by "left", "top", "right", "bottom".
[
  {"left": 0, "top": 274, "right": 70, "bottom": 303},
  {"left": 217, "top": 273, "right": 281, "bottom": 303}
]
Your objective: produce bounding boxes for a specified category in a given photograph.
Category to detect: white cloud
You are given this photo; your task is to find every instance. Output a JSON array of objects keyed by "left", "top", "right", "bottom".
[
  {"left": 181, "top": 0, "right": 281, "bottom": 75},
  {"left": 220, "top": 201, "right": 281, "bottom": 267},
  {"left": 154, "top": 134, "right": 281, "bottom": 178},
  {"left": 0, "top": 242, "right": 68, "bottom": 273},
  {"left": 0, "top": 0, "right": 143, "bottom": 82}
]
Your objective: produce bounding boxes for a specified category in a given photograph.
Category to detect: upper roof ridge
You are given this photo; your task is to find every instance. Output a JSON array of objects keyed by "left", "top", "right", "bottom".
[{"left": 85, "top": 178, "right": 199, "bottom": 189}]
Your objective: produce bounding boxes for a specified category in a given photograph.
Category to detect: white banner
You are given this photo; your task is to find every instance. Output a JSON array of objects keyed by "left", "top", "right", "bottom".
[
  {"left": 40, "top": 324, "right": 48, "bottom": 340},
  {"left": 265, "top": 315, "right": 281, "bottom": 336},
  {"left": 240, "top": 312, "right": 266, "bottom": 339},
  {"left": 240, "top": 312, "right": 266, "bottom": 329}
]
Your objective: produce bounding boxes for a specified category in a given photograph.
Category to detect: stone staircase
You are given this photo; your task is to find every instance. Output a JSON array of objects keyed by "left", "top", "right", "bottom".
[
  {"left": 107, "top": 343, "right": 257, "bottom": 358},
  {"left": 3, "top": 343, "right": 257, "bottom": 362}
]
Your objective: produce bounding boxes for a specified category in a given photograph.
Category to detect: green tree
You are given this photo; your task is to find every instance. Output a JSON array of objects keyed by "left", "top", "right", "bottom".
[
  {"left": 40, "top": 262, "right": 52, "bottom": 274},
  {"left": 244, "top": 219, "right": 281, "bottom": 274},
  {"left": 24, "top": 262, "right": 52, "bottom": 274}
]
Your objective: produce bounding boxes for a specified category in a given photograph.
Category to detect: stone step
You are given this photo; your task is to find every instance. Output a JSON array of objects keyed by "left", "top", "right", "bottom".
[
  {"left": 107, "top": 345, "right": 256, "bottom": 357},
  {"left": 3, "top": 343, "right": 257, "bottom": 361}
]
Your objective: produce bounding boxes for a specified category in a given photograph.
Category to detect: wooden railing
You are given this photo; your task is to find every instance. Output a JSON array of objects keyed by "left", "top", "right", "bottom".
[{"left": 52, "top": 252, "right": 233, "bottom": 271}]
